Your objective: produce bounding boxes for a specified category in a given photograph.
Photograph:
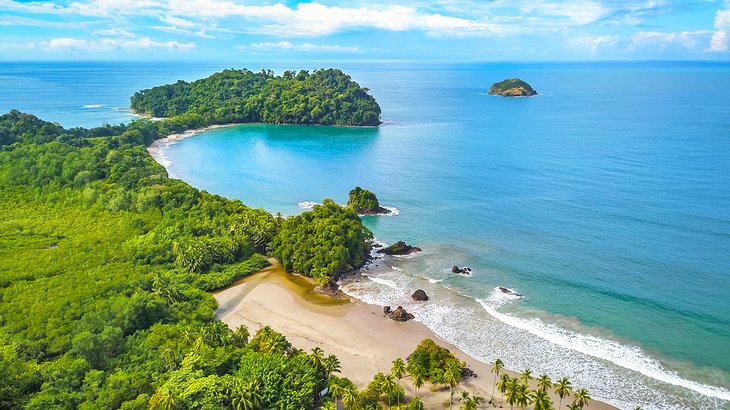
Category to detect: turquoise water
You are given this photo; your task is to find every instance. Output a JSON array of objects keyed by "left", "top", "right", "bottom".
[{"left": 3, "top": 61, "right": 730, "bottom": 409}]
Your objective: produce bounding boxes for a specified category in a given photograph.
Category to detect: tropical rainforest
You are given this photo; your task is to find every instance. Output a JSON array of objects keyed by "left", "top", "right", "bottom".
[
  {"left": 0, "top": 109, "right": 369, "bottom": 409},
  {"left": 130, "top": 68, "right": 382, "bottom": 126}
]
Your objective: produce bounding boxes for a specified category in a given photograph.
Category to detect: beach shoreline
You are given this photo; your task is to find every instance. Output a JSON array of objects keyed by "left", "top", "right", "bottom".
[{"left": 214, "top": 260, "right": 618, "bottom": 410}]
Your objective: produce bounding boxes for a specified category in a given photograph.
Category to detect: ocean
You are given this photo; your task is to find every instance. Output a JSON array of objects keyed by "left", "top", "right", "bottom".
[{"left": 2, "top": 60, "right": 729, "bottom": 409}]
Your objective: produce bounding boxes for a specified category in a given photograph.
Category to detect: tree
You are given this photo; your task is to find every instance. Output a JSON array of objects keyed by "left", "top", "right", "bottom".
[
  {"left": 519, "top": 369, "right": 533, "bottom": 385},
  {"left": 329, "top": 382, "right": 345, "bottom": 410},
  {"left": 515, "top": 383, "right": 529, "bottom": 409},
  {"left": 444, "top": 361, "right": 462, "bottom": 410},
  {"left": 310, "top": 347, "right": 325, "bottom": 372},
  {"left": 391, "top": 358, "right": 407, "bottom": 407},
  {"left": 410, "top": 366, "right": 425, "bottom": 398},
  {"left": 553, "top": 377, "right": 572, "bottom": 410},
  {"left": 529, "top": 389, "right": 553, "bottom": 410},
  {"left": 491, "top": 358, "right": 504, "bottom": 404},
  {"left": 150, "top": 386, "right": 177, "bottom": 410},
  {"left": 342, "top": 387, "right": 359, "bottom": 410},
  {"left": 572, "top": 388, "right": 591, "bottom": 409},
  {"left": 325, "top": 355, "right": 342, "bottom": 379},
  {"left": 459, "top": 391, "right": 483, "bottom": 410},
  {"left": 380, "top": 374, "right": 398, "bottom": 409},
  {"left": 505, "top": 378, "right": 518, "bottom": 410},
  {"left": 536, "top": 374, "right": 552, "bottom": 392},
  {"left": 497, "top": 373, "right": 511, "bottom": 407}
]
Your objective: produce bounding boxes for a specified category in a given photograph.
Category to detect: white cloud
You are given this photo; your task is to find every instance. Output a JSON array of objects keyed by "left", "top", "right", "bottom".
[
  {"left": 521, "top": 2, "right": 610, "bottom": 25},
  {"left": 46, "top": 36, "right": 196, "bottom": 52},
  {"left": 245, "top": 41, "right": 360, "bottom": 52},
  {"left": 567, "top": 35, "right": 618, "bottom": 53},
  {"left": 0, "top": 14, "right": 95, "bottom": 28},
  {"left": 631, "top": 30, "right": 712, "bottom": 51},
  {"left": 708, "top": 9, "right": 730, "bottom": 52},
  {"left": 93, "top": 28, "right": 135, "bottom": 37}
]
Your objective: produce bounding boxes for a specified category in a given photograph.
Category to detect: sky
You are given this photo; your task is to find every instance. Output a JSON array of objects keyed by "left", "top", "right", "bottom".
[{"left": 1, "top": 0, "right": 729, "bottom": 61}]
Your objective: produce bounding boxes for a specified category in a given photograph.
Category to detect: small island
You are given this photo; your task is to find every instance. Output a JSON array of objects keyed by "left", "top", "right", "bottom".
[
  {"left": 487, "top": 78, "right": 538, "bottom": 97},
  {"left": 346, "top": 186, "right": 391, "bottom": 215}
]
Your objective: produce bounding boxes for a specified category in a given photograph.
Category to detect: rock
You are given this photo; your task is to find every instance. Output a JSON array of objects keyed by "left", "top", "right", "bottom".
[
  {"left": 314, "top": 278, "right": 347, "bottom": 300},
  {"left": 377, "top": 241, "right": 421, "bottom": 255},
  {"left": 498, "top": 287, "right": 523, "bottom": 297},
  {"left": 451, "top": 266, "right": 472, "bottom": 274},
  {"left": 412, "top": 289, "right": 429, "bottom": 301},
  {"left": 388, "top": 306, "right": 415, "bottom": 322},
  {"left": 462, "top": 367, "right": 478, "bottom": 378},
  {"left": 487, "top": 78, "right": 537, "bottom": 97},
  {"left": 383, "top": 306, "right": 392, "bottom": 315}
]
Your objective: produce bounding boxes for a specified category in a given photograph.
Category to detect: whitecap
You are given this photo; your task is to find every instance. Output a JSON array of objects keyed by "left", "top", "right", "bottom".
[
  {"left": 82, "top": 104, "right": 102, "bottom": 108},
  {"left": 476, "top": 293, "right": 730, "bottom": 402},
  {"left": 427, "top": 278, "right": 443, "bottom": 284},
  {"left": 381, "top": 206, "right": 400, "bottom": 216},
  {"left": 297, "top": 201, "right": 319, "bottom": 209}
]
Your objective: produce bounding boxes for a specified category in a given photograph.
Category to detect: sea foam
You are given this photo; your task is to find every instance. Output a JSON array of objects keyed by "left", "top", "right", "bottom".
[{"left": 477, "top": 289, "right": 730, "bottom": 402}]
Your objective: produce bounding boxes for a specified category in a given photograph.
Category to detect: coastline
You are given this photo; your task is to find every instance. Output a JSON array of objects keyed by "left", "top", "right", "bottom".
[
  {"left": 146, "top": 123, "right": 239, "bottom": 160},
  {"left": 214, "top": 260, "right": 618, "bottom": 410}
]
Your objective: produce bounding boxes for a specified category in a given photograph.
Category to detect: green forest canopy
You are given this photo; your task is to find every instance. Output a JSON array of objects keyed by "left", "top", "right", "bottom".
[
  {"left": 130, "top": 68, "right": 382, "bottom": 127},
  {"left": 0, "top": 110, "right": 371, "bottom": 408}
]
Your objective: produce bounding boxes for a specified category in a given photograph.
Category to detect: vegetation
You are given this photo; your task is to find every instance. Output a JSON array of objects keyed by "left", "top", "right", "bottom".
[
  {"left": 269, "top": 199, "right": 372, "bottom": 284},
  {"left": 130, "top": 68, "right": 382, "bottom": 127},
  {"left": 487, "top": 78, "right": 537, "bottom": 96},
  {"left": 0, "top": 110, "right": 369, "bottom": 408},
  {"left": 346, "top": 186, "right": 381, "bottom": 213}
]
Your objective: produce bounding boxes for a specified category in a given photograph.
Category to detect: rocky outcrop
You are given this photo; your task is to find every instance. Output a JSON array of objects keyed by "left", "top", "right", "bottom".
[
  {"left": 499, "top": 287, "right": 523, "bottom": 297},
  {"left": 377, "top": 241, "right": 421, "bottom": 256},
  {"left": 411, "top": 289, "right": 429, "bottom": 301},
  {"left": 451, "top": 266, "right": 472, "bottom": 274},
  {"left": 356, "top": 205, "right": 391, "bottom": 215},
  {"left": 388, "top": 306, "right": 415, "bottom": 322},
  {"left": 488, "top": 78, "right": 537, "bottom": 97},
  {"left": 383, "top": 306, "right": 392, "bottom": 315},
  {"left": 462, "top": 367, "right": 478, "bottom": 378},
  {"left": 314, "top": 278, "right": 347, "bottom": 299}
]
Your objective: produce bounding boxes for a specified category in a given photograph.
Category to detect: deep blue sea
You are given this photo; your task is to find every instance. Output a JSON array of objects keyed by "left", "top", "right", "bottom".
[{"left": 2, "top": 61, "right": 729, "bottom": 409}]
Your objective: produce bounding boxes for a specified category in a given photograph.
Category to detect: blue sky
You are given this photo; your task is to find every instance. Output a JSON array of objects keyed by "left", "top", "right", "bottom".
[{"left": 1, "top": 0, "right": 729, "bottom": 60}]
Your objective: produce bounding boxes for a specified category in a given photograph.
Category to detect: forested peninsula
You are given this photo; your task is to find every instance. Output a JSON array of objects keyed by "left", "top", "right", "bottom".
[
  {"left": 0, "top": 110, "right": 373, "bottom": 408},
  {"left": 131, "top": 68, "right": 381, "bottom": 127}
]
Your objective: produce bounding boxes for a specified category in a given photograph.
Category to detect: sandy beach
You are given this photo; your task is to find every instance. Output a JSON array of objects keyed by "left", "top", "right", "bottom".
[
  {"left": 214, "top": 261, "right": 618, "bottom": 409},
  {"left": 146, "top": 123, "right": 238, "bottom": 159}
]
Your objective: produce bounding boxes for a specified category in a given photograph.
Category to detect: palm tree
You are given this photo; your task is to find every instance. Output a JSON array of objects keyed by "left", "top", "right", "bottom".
[
  {"left": 566, "top": 405, "right": 581, "bottom": 410},
  {"left": 411, "top": 366, "right": 425, "bottom": 398},
  {"left": 310, "top": 347, "right": 325, "bottom": 372},
  {"left": 381, "top": 374, "right": 398, "bottom": 409},
  {"left": 459, "top": 391, "right": 483, "bottom": 410},
  {"left": 325, "top": 354, "right": 342, "bottom": 379},
  {"left": 572, "top": 388, "right": 591, "bottom": 409},
  {"left": 536, "top": 374, "right": 552, "bottom": 392},
  {"left": 228, "top": 379, "right": 263, "bottom": 410},
  {"left": 444, "top": 361, "right": 462, "bottom": 410},
  {"left": 330, "top": 382, "right": 345, "bottom": 410},
  {"left": 391, "top": 358, "right": 407, "bottom": 407},
  {"left": 497, "top": 373, "right": 511, "bottom": 406},
  {"left": 504, "top": 378, "right": 519, "bottom": 410},
  {"left": 342, "top": 387, "right": 359, "bottom": 410},
  {"left": 491, "top": 358, "right": 505, "bottom": 405},
  {"left": 519, "top": 369, "right": 533, "bottom": 385},
  {"left": 553, "top": 377, "right": 572, "bottom": 410},
  {"left": 515, "top": 383, "right": 529, "bottom": 409},
  {"left": 529, "top": 389, "right": 553, "bottom": 410}
]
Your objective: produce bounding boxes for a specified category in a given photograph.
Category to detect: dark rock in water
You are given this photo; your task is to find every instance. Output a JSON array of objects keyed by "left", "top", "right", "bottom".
[
  {"left": 451, "top": 266, "right": 472, "bottom": 274},
  {"left": 412, "top": 289, "right": 429, "bottom": 301},
  {"left": 499, "top": 287, "right": 523, "bottom": 297},
  {"left": 383, "top": 306, "right": 392, "bottom": 315},
  {"left": 462, "top": 367, "right": 478, "bottom": 378},
  {"left": 488, "top": 78, "right": 537, "bottom": 97},
  {"left": 389, "top": 306, "right": 415, "bottom": 322},
  {"left": 377, "top": 241, "right": 421, "bottom": 255}
]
